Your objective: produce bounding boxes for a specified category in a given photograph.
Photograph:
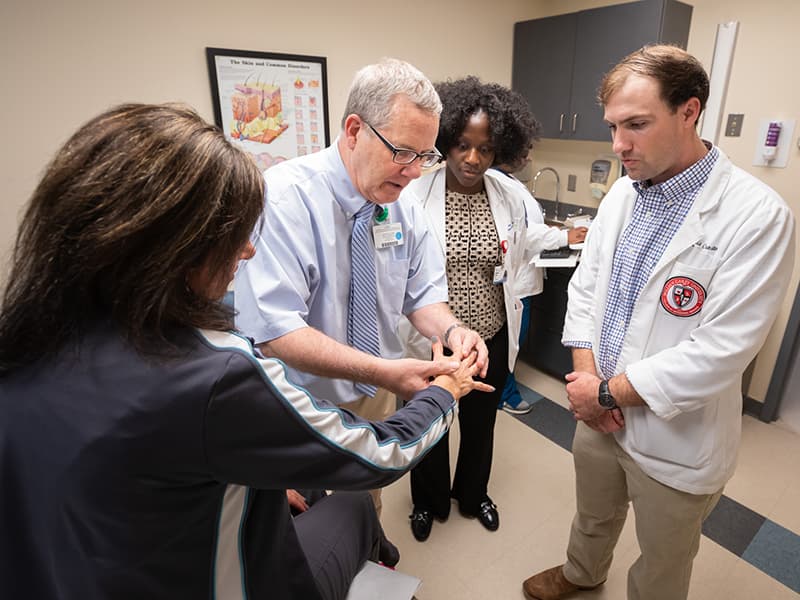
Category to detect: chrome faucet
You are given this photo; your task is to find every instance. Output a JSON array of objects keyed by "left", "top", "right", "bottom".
[{"left": 532, "top": 167, "right": 561, "bottom": 222}]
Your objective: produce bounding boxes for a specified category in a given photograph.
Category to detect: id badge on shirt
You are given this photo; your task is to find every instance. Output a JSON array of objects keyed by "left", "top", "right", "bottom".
[{"left": 373, "top": 222, "right": 404, "bottom": 249}]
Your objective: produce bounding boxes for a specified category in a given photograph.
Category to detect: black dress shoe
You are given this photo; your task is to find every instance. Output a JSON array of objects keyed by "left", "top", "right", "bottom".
[
  {"left": 457, "top": 497, "right": 500, "bottom": 531},
  {"left": 476, "top": 499, "right": 499, "bottom": 531},
  {"left": 409, "top": 509, "right": 433, "bottom": 542}
]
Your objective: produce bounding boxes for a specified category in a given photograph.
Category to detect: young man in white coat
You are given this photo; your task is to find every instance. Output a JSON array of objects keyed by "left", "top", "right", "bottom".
[{"left": 522, "top": 44, "right": 795, "bottom": 600}]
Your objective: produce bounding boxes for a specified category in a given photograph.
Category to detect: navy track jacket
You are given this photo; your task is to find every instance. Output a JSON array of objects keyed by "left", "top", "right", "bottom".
[{"left": 0, "top": 326, "right": 456, "bottom": 599}]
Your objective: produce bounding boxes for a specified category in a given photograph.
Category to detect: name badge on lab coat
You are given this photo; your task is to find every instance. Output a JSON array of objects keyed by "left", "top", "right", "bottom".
[{"left": 373, "top": 222, "right": 404, "bottom": 249}]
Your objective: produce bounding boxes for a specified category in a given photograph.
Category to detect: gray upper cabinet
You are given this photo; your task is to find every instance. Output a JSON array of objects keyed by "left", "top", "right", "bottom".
[{"left": 513, "top": 0, "right": 693, "bottom": 142}]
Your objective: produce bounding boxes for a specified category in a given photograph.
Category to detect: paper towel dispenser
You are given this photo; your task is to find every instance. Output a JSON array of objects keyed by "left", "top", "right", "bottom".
[{"left": 589, "top": 156, "right": 621, "bottom": 200}]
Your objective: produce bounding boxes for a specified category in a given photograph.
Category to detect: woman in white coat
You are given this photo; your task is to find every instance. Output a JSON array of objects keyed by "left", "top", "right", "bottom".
[
  {"left": 400, "top": 77, "right": 541, "bottom": 541},
  {"left": 493, "top": 154, "right": 587, "bottom": 415}
]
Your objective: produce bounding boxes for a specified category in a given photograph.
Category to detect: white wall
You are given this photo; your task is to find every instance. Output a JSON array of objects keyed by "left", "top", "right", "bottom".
[{"left": 0, "top": 0, "right": 539, "bottom": 262}]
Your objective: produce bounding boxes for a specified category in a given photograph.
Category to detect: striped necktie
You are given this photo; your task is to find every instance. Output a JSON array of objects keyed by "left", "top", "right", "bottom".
[{"left": 348, "top": 203, "right": 380, "bottom": 397}]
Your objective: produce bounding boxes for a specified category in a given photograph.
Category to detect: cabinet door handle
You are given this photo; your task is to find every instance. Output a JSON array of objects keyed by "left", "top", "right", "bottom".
[
  {"left": 559, "top": 113, "right": 565, "bottom": 133},
  {"left": 572, "top": 113, "right": 578, "bottom": 133}
]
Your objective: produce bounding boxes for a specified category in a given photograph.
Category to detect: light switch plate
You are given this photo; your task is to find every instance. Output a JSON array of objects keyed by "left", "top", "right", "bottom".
[
  {"left": 725, "top": 113, "right": 744, "bottom": 136},
  {"left": 567, "top": 174, "right": 577, "bottom": 192}
]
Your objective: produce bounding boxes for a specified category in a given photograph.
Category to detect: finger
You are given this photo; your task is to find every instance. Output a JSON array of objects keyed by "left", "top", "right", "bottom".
[
  {"left": 430, "top": 335, "right": 443, "bottom": 361},
  {"left": 565, "top": 371, "right": 578, "bottom": 382},
  {"left": 456, "top": 330, "right": 476, "bottom": 358},
  {"left": 461, "top": 350, "right": 478, "bottom": 369},
  {"left": 466, "top": 362, "right": 484, "bottom": 380},
  {"left": 476, "top": 343, "right": 489, "bottom": 378},
  {"left": 449, "top": 333, "right": 464, "bottom": 358},
  {"left": 437, "top": 358, "right": 461, "bottom": 372},
  {"left": 473, "top": 382, "right": 495, "bottom": 393},
  {"left": 429, "top": 354, "right": 459, "bottom": 373}
]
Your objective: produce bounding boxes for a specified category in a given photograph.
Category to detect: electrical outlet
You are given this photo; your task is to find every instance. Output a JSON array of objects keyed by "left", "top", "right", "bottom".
[
  {"left": 725, "top": 113, "right": 744, "bottom": 137},
  {"left": 567, "top": 174, "right": 577, "bottom": 192}
]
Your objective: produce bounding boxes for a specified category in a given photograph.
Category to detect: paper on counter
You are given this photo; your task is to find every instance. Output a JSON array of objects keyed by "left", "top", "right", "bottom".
[
  {"left": 530, "top": 251, "right": 579, "bottom": 268},
  {"left": 570, "top": 216, "right": 593, "bottom": 229}
]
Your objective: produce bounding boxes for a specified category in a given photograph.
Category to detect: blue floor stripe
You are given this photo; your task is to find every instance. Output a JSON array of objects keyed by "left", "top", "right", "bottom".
[
  {"left": 701, "top": 495, "right": 765, "bottom": 557},
  {"left": 514, "top": 391, "right": 575, "bottom": 452},
  {"left": 742, "top": 521, "right": 800, "bottom": 593},
  {"left": 512, "top": 383, "right": 800, "bottom": 593}
]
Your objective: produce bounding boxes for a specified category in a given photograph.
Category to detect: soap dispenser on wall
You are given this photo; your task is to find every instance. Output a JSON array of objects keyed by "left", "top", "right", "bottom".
[{"left": 589, "top": 155, "right": 621, "bottom": 201}]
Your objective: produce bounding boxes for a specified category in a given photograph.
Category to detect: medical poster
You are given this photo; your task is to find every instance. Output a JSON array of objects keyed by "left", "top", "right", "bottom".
[{"left": 206, "top": 48, "right": 330, "bottom": 172}]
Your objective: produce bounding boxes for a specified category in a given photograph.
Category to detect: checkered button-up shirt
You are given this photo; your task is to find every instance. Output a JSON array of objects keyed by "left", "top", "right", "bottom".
[{"left": 568, "top": 146, "right": 719, "bottom": 379}]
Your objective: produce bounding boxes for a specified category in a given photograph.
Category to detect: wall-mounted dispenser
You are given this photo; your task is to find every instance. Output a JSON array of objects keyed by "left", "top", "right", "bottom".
[
  {"left": 589, "top": 155, "right": 621, "bottom": 201},
  {"left": 753, "top": 118, "right": 796, "bottom": 168}
]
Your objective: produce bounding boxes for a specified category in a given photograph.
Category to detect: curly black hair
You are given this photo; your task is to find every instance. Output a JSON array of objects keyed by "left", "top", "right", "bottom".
[{"left": 434, "top": 76, "right": 542, "bottom": 166}]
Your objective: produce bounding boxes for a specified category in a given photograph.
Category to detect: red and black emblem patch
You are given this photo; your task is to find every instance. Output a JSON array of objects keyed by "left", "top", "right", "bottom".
[{"left": 660, "top": 276, "right": 705, "bottom": 317}]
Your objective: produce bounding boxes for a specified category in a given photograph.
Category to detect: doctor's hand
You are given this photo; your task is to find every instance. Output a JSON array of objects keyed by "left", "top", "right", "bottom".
[
  {"left": 431, "top": 336, "right": 494, "bottom": 401},
  {"left": 379, "top": 353, "right": 460, "bottom": 401},
  {"left": 446, "top": 326, "right": 489, "bottom": 378},
  {"left": 565, "top": 370, "right": 605, "bottom": 421}
]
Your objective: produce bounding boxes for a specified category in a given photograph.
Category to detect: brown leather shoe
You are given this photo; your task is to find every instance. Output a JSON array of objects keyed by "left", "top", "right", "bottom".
[{"left": 522, "top": 565, "right": 602, "bottom": 600}]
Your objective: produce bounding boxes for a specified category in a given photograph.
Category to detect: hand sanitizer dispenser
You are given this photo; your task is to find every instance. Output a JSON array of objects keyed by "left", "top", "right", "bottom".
[{"left": 589, "top": 156, "right": 621, "bottom": 200}]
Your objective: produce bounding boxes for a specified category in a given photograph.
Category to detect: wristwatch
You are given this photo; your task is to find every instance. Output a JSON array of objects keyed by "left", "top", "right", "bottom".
[{"left": 598, "top": 379, "right": 618, "bottom": 410}]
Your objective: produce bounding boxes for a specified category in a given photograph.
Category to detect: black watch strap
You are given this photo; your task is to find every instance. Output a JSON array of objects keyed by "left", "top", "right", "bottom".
[{"left": 598, "top": 379, "right": 618, "bottom": 410}]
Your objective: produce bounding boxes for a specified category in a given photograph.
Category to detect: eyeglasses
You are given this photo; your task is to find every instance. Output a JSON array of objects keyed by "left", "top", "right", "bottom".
[{"left": 363, "top": 121, "right": 443, "bottom": 169}]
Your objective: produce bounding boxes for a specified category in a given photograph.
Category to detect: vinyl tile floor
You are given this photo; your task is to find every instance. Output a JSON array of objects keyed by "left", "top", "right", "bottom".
[{"left": 380, "top": 363, "right": 800, "bottom": 599}]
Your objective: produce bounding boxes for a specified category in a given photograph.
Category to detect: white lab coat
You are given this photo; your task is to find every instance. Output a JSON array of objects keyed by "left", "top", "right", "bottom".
[
  {"left": 514, "top": 182, "right": 569, "bottom": 298},
  {"left": 399, "top": 167, "right": 531, "bottom": 371},
  {"left": 564, "top": 149, "right": 796, "bottom": 494}
]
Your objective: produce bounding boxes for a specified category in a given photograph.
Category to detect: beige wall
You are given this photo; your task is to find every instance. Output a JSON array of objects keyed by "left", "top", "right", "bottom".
[
  {"left": 1, "top": 0, "right": 798, "bottom": 401},
  {"left": 0, "top": 0, "right": 539, "bottom": 262},
  {"left": 527, "top": 0, "right": 800, "bottom": 402}
]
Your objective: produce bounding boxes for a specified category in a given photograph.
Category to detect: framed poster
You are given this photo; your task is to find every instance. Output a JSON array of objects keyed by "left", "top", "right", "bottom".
[{"left": 206, "top": 47, "right": 330, "bottom": 171}]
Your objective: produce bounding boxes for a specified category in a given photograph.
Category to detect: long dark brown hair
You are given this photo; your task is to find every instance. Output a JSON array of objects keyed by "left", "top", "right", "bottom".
[{"left": 0, "top": 103, "right": 264, "bottom": 372}]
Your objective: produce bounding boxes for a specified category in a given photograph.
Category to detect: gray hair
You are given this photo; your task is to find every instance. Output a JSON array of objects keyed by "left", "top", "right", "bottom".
[{"left": 341, "top": 58, "right": 442, "bottom": 128}]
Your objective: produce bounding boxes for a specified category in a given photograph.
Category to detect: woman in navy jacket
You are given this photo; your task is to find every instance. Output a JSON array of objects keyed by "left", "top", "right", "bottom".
[{"left": 0, "top": 103, "right": 488, "bottom": 600}]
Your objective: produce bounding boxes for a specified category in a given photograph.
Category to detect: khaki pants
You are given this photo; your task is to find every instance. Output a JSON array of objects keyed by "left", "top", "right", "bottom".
[
  {"left": 563, "top": 421, "right": 723, "bottom": 600},
  {"left": 344, "top": 387, "right": 397, "bottom": 518}
]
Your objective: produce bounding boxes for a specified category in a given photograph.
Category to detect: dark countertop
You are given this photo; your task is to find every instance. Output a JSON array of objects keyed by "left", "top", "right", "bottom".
[{"left": 535, "top": 198, "right": 597, "bottom": 224}]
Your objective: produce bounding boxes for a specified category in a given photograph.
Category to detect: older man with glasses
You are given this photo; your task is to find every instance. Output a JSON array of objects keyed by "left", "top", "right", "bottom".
[{"left": 234, "top": 58, "right": 489, "bottom": 526}]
